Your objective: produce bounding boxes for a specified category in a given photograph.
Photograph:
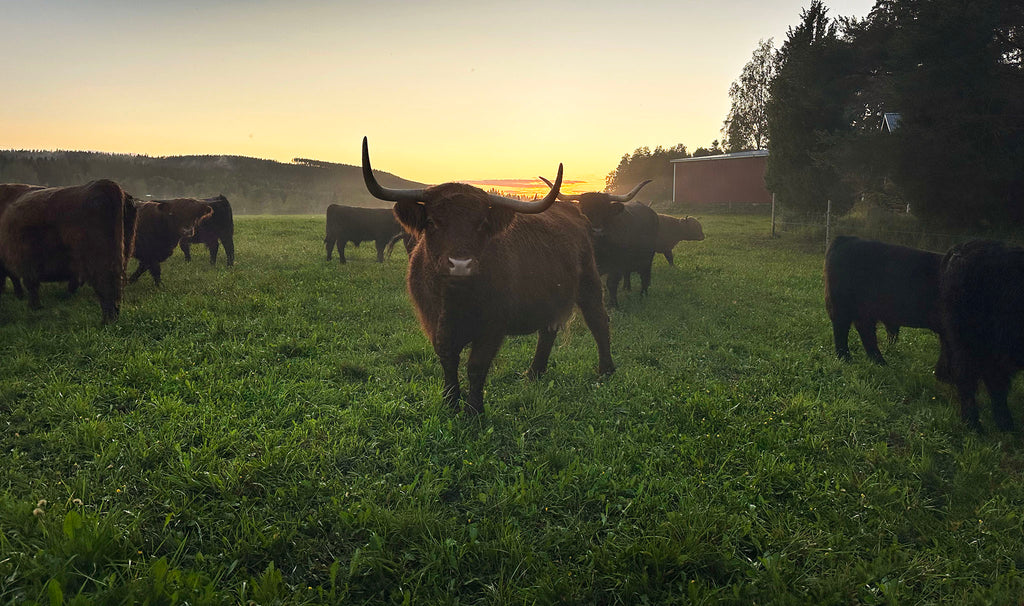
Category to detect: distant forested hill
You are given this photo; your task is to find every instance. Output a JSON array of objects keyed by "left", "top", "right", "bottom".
[{"left": 0, "top": 150, "right": 428, "bottom": 214}]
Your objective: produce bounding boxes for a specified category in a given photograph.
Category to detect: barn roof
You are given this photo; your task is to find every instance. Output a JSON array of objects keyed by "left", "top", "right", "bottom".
[{"left": 670, "top": 150, "right": 769, "bottom": 163}]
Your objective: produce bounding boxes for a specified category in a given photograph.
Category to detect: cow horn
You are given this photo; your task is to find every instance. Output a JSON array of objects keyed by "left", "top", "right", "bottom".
[
  {"left": 537, "top": 175, "right": 579, "bottom": 201},
  {"left": 483, "top": 164, "right": 562, "bottom": 213},
  {"left": 362, "top": 137, "right": 427, "bottom": 204},
  {"left": 608, "top": 179, "right": 653, "bottom": 202}
]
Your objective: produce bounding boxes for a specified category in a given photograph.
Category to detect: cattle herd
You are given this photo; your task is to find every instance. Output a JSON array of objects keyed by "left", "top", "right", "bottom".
[{"left": 2, "top": 137, "right": 1021, "bottom": 431}]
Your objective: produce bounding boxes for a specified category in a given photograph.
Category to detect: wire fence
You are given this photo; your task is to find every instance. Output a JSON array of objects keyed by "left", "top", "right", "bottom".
[{"left": 770, "top": 197, "right": 1024, "bottom": 253}]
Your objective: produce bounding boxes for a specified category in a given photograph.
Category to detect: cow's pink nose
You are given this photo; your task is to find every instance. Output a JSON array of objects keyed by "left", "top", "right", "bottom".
[{"left": 447, "top": 257, "right": 476, "bottom": 276}]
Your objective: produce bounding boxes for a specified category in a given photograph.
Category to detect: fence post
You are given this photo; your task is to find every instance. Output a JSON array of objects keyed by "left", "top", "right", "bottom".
[
  {"left": 825, "top": 199, "right": 832, "bottom": 250},
  {"left": 770, "top": 193, "right": 776, "bottom": 238}
]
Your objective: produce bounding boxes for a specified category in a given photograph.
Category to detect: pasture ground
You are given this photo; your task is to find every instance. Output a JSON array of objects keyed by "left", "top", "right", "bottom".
[{"left": 1, "top": 215, "right": 1022, "bottom": 604}]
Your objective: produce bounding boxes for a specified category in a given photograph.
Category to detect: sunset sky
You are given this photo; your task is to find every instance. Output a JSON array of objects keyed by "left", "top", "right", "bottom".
[{"left": 2, "top": 0, "right": 876, "bottom": 194}]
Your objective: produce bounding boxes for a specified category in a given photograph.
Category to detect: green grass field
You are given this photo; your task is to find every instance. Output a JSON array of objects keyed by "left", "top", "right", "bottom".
[{"left": 2, "top": 215, "right": 1022, "bottom": 605}]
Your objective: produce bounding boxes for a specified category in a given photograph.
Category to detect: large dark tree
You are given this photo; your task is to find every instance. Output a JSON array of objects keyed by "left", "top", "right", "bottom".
[
  {"left": 880, "top": 0, "right": 1024, "bottom": 226},
  {"left": 765, "top": 1, "right": 857, "bottom": 217}
]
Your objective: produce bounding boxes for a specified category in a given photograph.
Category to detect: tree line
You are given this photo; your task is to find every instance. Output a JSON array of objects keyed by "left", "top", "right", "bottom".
[
  {"left": 607, "top": 0, "right": 1023, "bottom": 228},
  {"left": 0, "top": 151, "right": 425, "bottom": 214}
]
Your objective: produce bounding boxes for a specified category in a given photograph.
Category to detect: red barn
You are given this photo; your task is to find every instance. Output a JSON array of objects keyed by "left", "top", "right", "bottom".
[{"left": 671, "top": 150, "right": 771, "bottom": 205}]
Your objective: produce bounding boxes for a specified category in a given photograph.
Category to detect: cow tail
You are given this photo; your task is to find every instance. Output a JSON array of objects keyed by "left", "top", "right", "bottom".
[
  {"left": 122, "top": 195, "right": 139, "bottom": 279},
  {"left": 384, "top": 231, "right": 405, "bottom": 259}
]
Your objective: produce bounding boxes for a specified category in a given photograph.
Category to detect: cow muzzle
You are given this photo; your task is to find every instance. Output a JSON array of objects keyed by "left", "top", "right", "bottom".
[{"left": 447, "top": 257, "right": 477, "bottom": 277}]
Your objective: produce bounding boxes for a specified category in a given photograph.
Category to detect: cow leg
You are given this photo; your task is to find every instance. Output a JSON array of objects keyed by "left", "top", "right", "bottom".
[
  {"left": 527, "top": 327, "right": 558, "bottom": 379},
  {"left": 11, "top": 275, "right": 24, "bottom": 299},
  {"left": 207, "top": 241, "right": 219, "bottom": 266},
  {"left": 638, "top": 254, "right": 654, "bottom": 295},
  {"left": 578, "top": 271, "right": 615, "bottom": 376},
  {"left": 24, "top": 278, "right": 42, "bottom": 310},
  {"left": 91, "top": 276, "right": 120, "bottom": 324},
  {"left": 664, "top": 250, "right": 675, "bottom": 266},
  {"left": 956, "top": 377, "right": 982, "bottom": 431},
  {"left": 466, "top": 334, "right": 504, "bottom": 415},
  {"left": 148, "top": 263, "right": 162, "bottom": 287},
  {"left": 831, "top": 314, "right": 853, "bottom": 361},
  {"left": 375, "top": 239, "right": 387, "bottom": 263},
  {"left": 982, "top": 370, "right": 1014, "bottom": 432},
  {"left": 180, "top": 240, "right": 192, "bottom": 262},
  {"left": 66, "top": 277, "right": 80, "bottom": 296},
  {"left": 325, "top": 237, "right": 334, "bottom": 261},
  {"left": 605, "top": 273, "right": 621, "bottom": 308},
  {"left": 128, "top": 263, "right": 147, "bottom": 284},
  {"left": 884, "top": 323, "right": 900, "bottom": 345},
  {"left": 338, "top": 242, "right": 347, "bottom": 264},
  {"left": 854, "top": 319, "right": 885, "bottom": 365},
  {"left": 622, "top": 272, "right": 632, "bottom": 292},
  {"left": 223, "top": 236, "right": 235, "bottom": 267}
]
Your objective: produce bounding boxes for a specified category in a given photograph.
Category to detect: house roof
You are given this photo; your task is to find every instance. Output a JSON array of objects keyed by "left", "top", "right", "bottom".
[
  {"left": 882, "top": 112, "right": 902, "bottom": 132},
  {"left": 670, "top": 150, "right": 769, "bottom": 163}
]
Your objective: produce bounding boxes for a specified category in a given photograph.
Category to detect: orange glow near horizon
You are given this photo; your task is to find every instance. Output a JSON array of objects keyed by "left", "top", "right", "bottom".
[{"left": 0, "top": 1, "right": 877, "bottom": 197}]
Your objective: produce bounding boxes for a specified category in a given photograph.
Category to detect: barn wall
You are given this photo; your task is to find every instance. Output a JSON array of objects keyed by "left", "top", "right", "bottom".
[{"left": 672, "top": 155, "right": 771, "bottom": 204}]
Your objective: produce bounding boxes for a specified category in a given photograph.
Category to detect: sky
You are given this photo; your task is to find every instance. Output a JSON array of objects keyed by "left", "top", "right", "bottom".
[{"left": 1, "top": 0, "right": 877, "bottom": 195}]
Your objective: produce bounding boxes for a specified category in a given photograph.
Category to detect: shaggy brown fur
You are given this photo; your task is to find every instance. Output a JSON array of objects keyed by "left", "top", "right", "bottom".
[
  {"left": 0, "top": 184, "right": 46, "bottom": 298},
  {"left": 324, "top": 204, "right": 405, "bottom": 263},
  {"left": 179, "top": 195, "right": 234, "bottom": 266},
  {"left": 0, "top": 179, "right": 137, "bottom": 323},
  {"left": 394, "top": 184, "right": 614, "bottom": 414},
  {"left": 824, "top": 236, "right": 943, "bottom": 365},
  {"left": 130, "top": 199, "right": 212, "bottom": 286}
]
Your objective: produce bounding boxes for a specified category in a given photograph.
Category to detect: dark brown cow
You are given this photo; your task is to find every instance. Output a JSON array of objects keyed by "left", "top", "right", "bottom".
[
  {"left": 938, "top": 239, "right": 1024, "bottom": 431},
  {"left": 0, "top": 184, "right": 45, "bottom": 298},
  {"left": 655, "top": 214, "right": 704, "bottom": 265},
  {"left": 623, "top": 214, "right": 705, "bottom": 291},
  {"left": 363, "top": 138, "right": 613, "bottom": 414},
  {"left": 130, "top": 199, "right": 212, "bottom": 286},
  {"left": 539, "top": 177, "right": 657, "bottom": 307},
  {"left": 0, "top": 179, "right": 137, "bottom": 323},
  {"left": 824, "top": 236, "right": 943, "bottom": 365},
  {"left": 179, "top": 194, "right": 234, "bottom": 266},
  {"left": 325, "top": 204, "right": 405, "bottom": 263}
]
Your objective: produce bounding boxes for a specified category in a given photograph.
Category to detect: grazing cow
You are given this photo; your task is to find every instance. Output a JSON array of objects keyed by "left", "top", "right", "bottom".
[
  {"left": 130, "top": 199, "right": 213, "bottom": 286},
  {"left": 823, "top": 235, "right": 943, "bottom": 365},
  {"left": 324, "top": 204, "right": 405, "bottom": 263},
  {"left": 0, "top": 179, "right": 137, "bottom": 323},
  {"left": 939, "top": 239, "right": 1024, "bottom": 431},
  {"left": 179, "top": 194, "right": 235, "bottom": 266},
  {"left": 363, "top": 137, "right": 613, "bottom": 414},
  {"left": 538, "top": 177, "right": 657, "bottom": 307}
]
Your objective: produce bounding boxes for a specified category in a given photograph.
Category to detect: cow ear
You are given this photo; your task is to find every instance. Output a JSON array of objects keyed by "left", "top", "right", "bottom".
[
  {"left": 393, "top": 200, "right": 426, "bottom": 235},
  {"left": 485, "top": 205, "right": 516, "bottom": 235},
  {"left": 610, "top": 202, "right": 625, "bottom": 215}
]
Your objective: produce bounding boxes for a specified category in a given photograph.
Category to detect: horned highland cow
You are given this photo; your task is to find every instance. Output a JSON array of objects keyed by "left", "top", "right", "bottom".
[
  {"left": 538, "top": 176, "right": 658, "bottom": 307},
  {"left": 363, "top": 137, "right": 614, "bottom": 414}
]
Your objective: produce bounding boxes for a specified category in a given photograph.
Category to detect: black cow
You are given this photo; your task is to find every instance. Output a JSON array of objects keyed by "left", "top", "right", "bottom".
[
  {"left": 538, "top": 177, "right": 657, "bottom": 307},
  {"left": 179, "top": 194, "right": 234, "bottom": 266},
  {"left": 939, "top": 239, "right": 1024, "bottom": 431},
  {"left": 824, "top": 236, "right": 944, "bottom": 365},
  {"left": 325, "top": 204, "right": 405, "bottom": 263}
]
